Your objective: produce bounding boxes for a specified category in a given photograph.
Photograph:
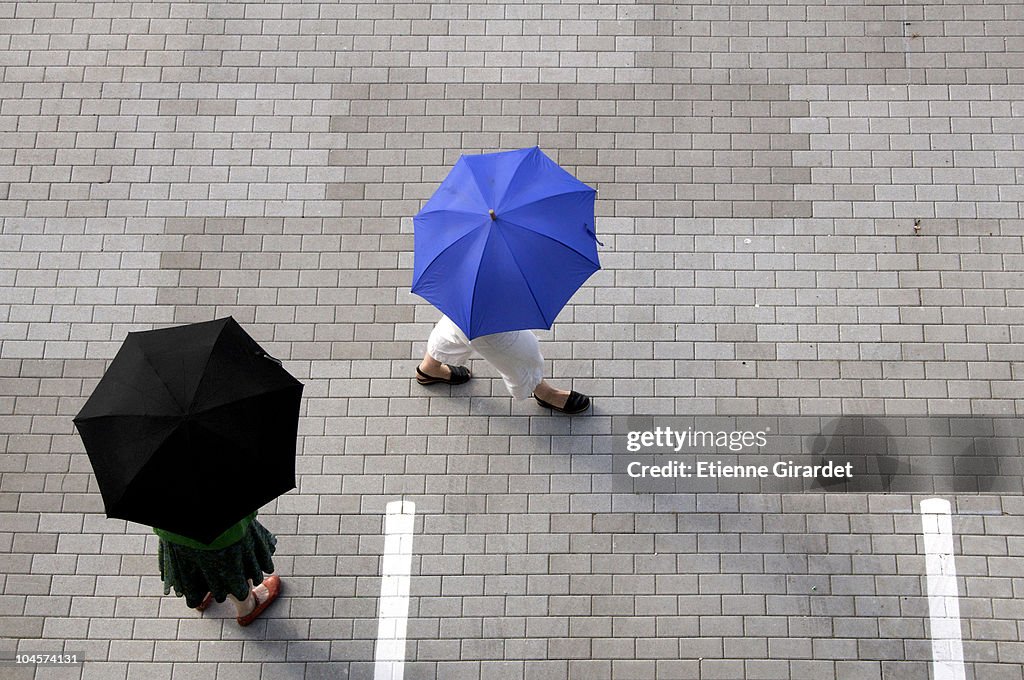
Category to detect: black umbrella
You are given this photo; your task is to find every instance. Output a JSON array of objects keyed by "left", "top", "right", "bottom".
[{"left": 73, "top": 317, "right": 303, "bottom": 543}]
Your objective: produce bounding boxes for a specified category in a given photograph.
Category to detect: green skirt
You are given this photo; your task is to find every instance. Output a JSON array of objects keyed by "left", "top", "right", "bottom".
[{"left": 158, "top": 520, "right": 277, "bottom": 608}]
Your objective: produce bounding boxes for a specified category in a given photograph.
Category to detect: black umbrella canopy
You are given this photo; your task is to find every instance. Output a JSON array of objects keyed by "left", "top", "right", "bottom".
[{"left": 74, "top": 317, "right": 303, "bottom": 543}]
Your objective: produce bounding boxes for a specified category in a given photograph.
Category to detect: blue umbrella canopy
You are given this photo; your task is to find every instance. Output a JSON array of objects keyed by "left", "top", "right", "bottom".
[{"left": 412, "top": 146, "right": 600, "bottom": 339}]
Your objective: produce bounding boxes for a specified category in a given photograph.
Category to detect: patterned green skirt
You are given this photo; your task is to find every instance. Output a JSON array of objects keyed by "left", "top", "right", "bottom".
[{"left": 158, "top": 520, "right": 277, "bottom": 608}]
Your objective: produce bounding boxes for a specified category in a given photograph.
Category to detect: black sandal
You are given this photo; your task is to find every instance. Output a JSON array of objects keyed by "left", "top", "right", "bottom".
[
  {"left": 534, "top": 390, "right": 591, "bottom": 415},
  {"left": 416, "top": 364, "right": 471, "bottom": 386}
]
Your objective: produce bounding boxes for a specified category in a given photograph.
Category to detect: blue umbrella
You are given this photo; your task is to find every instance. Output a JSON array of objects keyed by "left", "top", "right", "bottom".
[{"left": 412, "top": 146, "right": 600, "bottom": 339}]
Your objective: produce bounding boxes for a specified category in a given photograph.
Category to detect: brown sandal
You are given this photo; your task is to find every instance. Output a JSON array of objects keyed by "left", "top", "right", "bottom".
[
  {"left": 237, "top": 574, "right": 282, "bottom": 627},
  {"left": 194, "top": 592, "right": 214, "bottom": 612}
]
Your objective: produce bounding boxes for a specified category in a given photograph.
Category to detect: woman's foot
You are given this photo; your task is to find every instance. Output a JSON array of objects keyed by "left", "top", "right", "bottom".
[
  {"left": 236, "top": 574, "right": 282, "bottom": 627},
  {"left": 533, "top": 381, "right": 591, "bottom": 415},
  {"left": 194, "top": 592, "right": 214, "bottom": 612},
  {"left": 416, "top": 356, "right": 471, "bottom": 385}
]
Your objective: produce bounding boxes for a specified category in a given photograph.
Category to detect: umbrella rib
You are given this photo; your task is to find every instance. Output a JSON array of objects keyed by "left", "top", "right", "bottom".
[
  {"left": 413, "top": 221, "right": 488, "bottom": 291},
  {"left": 81, "top": 333, "right": 192, "bottom": 417},
  {"left": 415, "top": 207, "right": 488, "bottom": 220},
  {"left": 133, "top": 339, "right": 190, "bottom": 412},
  {"left": 500, "top": 187, "right": 595, "bottom": 217},
  {"left": 491, "top": 222, "right": 551, "bottom": 329},
  {"left": 90, "top": 373, "right": 175, "bottom": 418},
  {"left": 498, "top": 215, "right": 602, "bottom": 268},
  {"left": 495, "top": 146, "right": 539, "bottom": 211},
  {"left": 462, "top": 155, "right": 505, "bottom": 209},
  {"left": 191, "top": 381, "right": 302, "bottom": 419},
  {"left": 189, "top": 319, "right": 243, "bottom": 414},
  {"left": 97, "top": 416, "right": 182, "bottom": 514},
  {"left": 468, "top": 227, "right": 495, "bottom": 335}
]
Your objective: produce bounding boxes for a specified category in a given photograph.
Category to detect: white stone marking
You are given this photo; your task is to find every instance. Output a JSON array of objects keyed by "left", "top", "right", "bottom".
[
  {"left": 920, "top": 498, "right": 966, "bottom": 680},
  {"left": 374, "top": 500, "right": 416, "bottom": 680}
]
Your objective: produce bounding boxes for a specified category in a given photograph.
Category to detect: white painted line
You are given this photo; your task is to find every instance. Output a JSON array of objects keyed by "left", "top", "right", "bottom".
[
  {"left": 374, "top": 500, "right": 416, "bottom": 680},
  {"left": 920, "top": 498, "right": 966, "bottom": 680}
]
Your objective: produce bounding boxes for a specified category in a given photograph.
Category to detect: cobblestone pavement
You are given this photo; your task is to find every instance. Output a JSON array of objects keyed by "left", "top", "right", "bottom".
[{"left": 2, "top": 0, "right": 1023, "bottom": 678}]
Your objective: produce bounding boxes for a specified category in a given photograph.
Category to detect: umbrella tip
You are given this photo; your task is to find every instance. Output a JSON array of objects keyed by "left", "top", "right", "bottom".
[{"left": 488, "top": 209, "right": 497, "bottom": 221}]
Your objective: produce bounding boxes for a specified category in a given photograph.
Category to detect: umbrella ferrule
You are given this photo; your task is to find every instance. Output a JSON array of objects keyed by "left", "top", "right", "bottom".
[{"left": 488, "top": 209, "right": 496, "bottom": 221}]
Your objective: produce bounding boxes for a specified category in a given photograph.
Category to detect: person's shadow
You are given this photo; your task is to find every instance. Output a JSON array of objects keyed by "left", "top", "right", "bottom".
[{"left": 806, "top": 416, "right": 902, "bottom": 493}]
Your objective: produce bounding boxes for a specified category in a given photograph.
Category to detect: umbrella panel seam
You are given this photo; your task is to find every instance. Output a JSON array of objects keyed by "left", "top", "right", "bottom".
[
  {"left": 487, "top": 221, "right": 551, "bottom": 330},
  {"left": 457, "top": 158, "right": 495, "bottom": 212},
  {"left": 467, "top": 224, "right": 495, "bottom": 338},
  {"left": 497, "top": 214, "right": 602, "bottom": 270},
  {"left": 463, "top": 148, "right": 530, "bottom": 210},
  {"left": 492, "top": 146, "right": 540, "bottom": 214},
  {"left": 411, "top": 220, "right": 488, "bottom": 293},
  {"left": 189, "top": 382, "right": 303, "bottom": 421},
  {"left": 132, "top": 338, "right": 192, "bottom": 413},
  {"left": 139, "top": 319, "right": 228, "bottom": 412},
  {"left": 499, "top": 187, "right": 596, "bottom": 220},
  {"left": 88, "top": 416, "right": 182, "bottom": 515},
  {"left": 188, "top": 318, "right": 236, "bottom": 415},
  {"left": 415, "top": 207, "right": 487, "bottom": 220}
]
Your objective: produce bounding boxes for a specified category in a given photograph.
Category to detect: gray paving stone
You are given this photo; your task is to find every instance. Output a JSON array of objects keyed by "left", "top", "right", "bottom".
[{"left": 1, "top": 1, "right": 1023, "bottom": 679}]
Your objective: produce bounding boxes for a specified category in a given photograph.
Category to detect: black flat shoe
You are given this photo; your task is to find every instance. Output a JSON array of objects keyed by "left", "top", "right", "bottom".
[
  {"left": 416, "top": 365, "right": 471, "bottom": 386},
  {"left": 534, "top": 390, "right": 591, "bottom": 415}
]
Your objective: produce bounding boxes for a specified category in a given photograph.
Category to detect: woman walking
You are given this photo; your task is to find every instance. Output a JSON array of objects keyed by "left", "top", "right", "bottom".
[
  {"left": 410, "top": 147, "right": 601, "bottom": 416},
  {"left": 155, "top": 511, "right": 282, "bottom": 626}
]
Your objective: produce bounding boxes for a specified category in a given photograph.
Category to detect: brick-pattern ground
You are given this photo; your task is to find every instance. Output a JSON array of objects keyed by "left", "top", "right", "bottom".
[{"left": 1, "top": 0, "right": 1022, "bottom": 678}]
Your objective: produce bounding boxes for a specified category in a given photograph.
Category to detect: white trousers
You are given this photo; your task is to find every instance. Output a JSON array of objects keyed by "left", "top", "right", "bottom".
[{"left": 426, "top": 316, "right": 545, "bottom": 400}]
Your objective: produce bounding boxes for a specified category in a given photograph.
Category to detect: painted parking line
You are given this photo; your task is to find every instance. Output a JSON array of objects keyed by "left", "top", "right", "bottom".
[
  {"left": 920, "top": 498, "right": 966, "bottom": 680},
  {"left": 374, "top": 500, "right": 416, "bottom": 680}
]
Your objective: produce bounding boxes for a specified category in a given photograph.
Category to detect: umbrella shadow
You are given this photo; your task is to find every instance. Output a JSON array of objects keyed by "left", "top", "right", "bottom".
[{"left": 805, "top": 416, "right": 902, "bottom": 493}]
